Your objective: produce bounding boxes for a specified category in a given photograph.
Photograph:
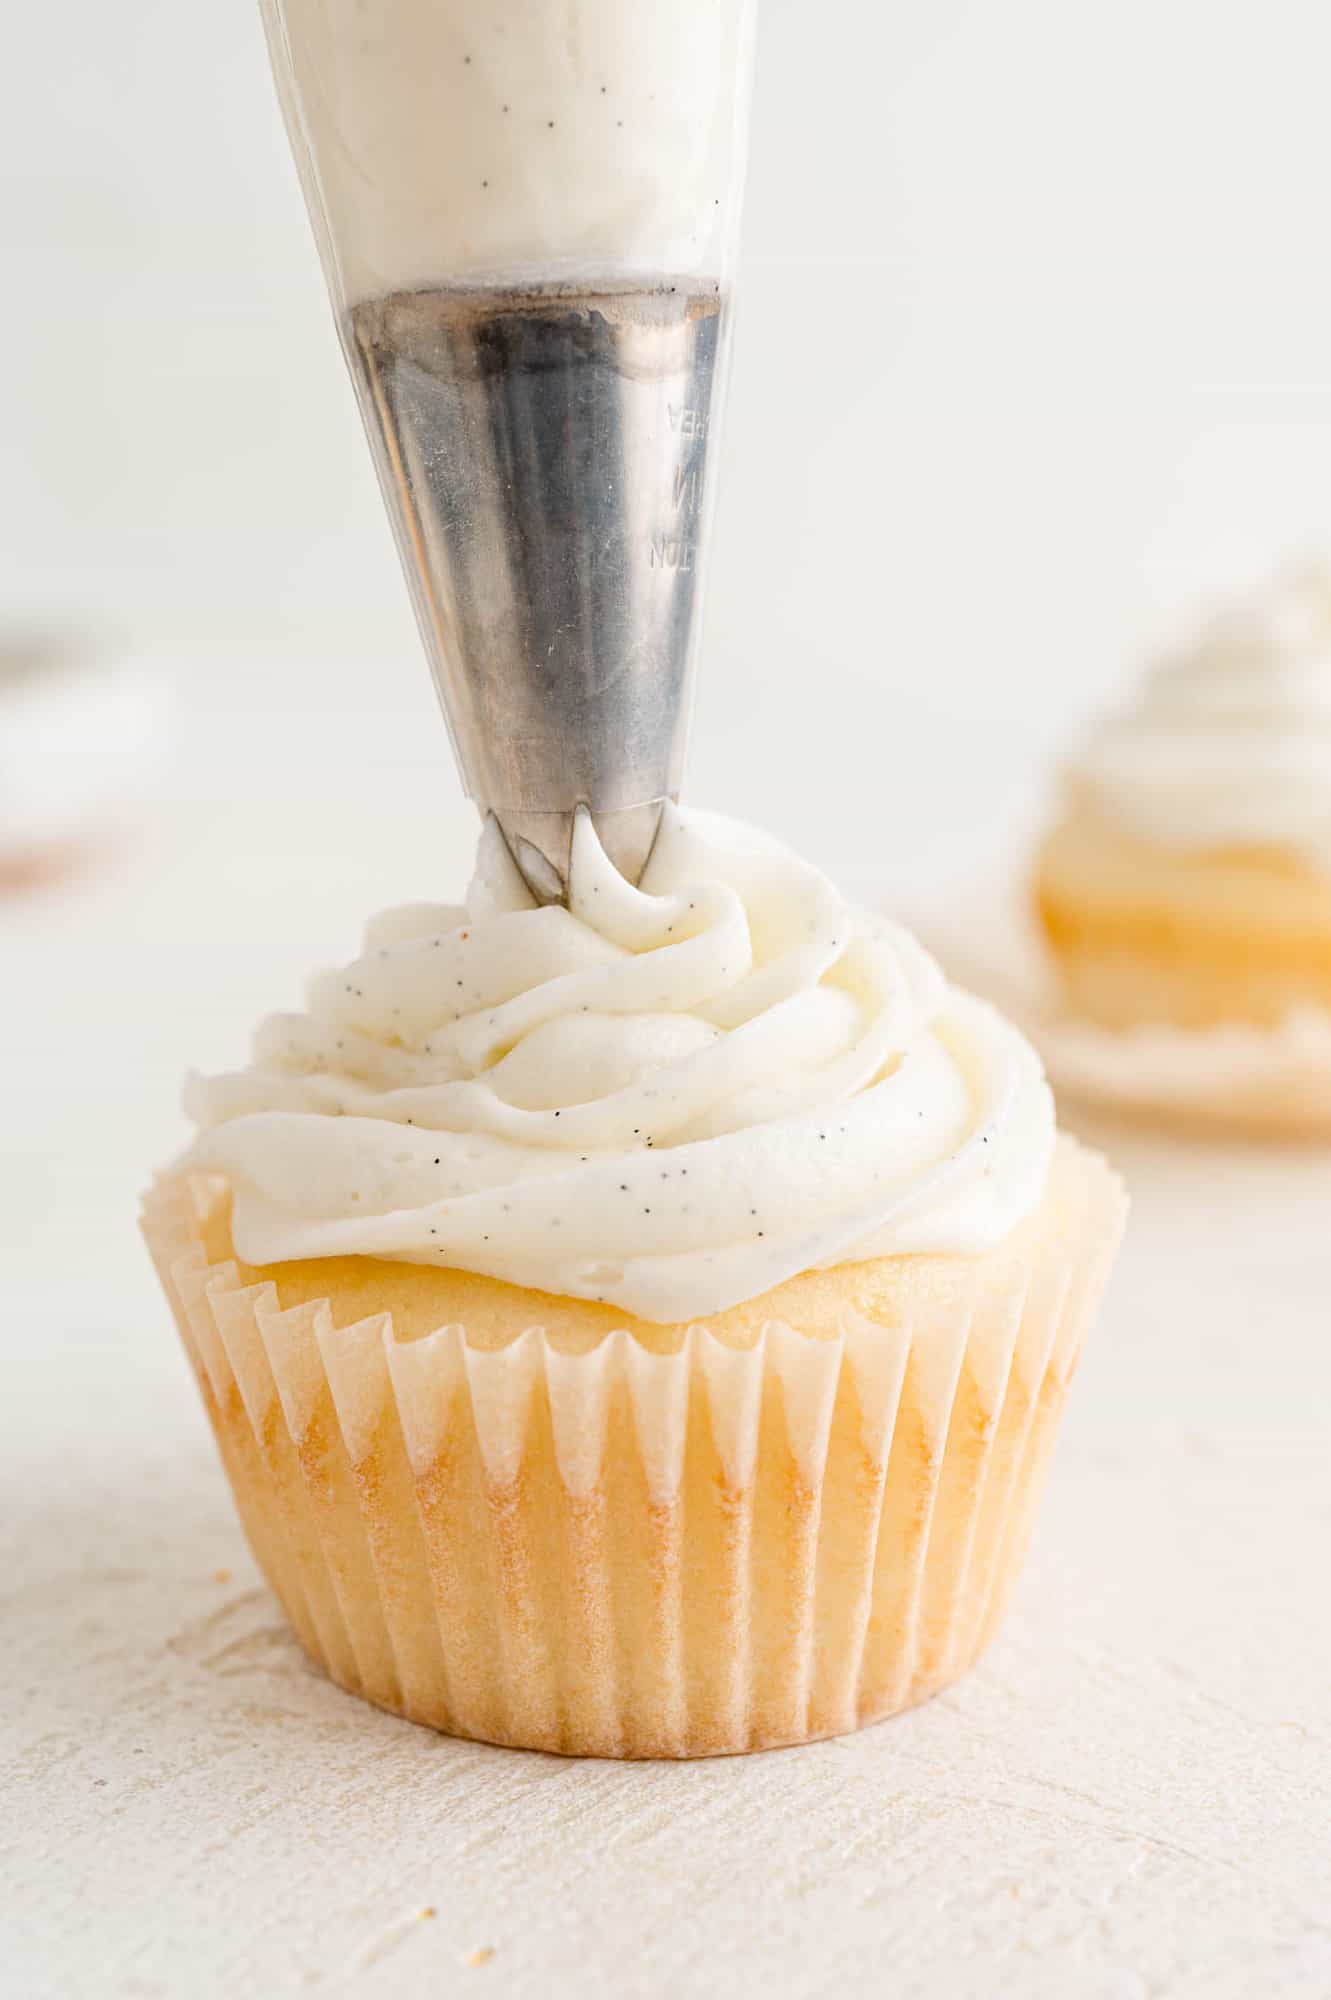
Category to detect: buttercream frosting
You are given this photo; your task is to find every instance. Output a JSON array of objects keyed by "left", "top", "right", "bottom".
[
  {"left": 265, "top": 0, "right": 753, "bottom": 301},
  {"left": 186, "top": 809, "right": 1054, "bottom": 1324},
  {"left": 1068, "top": 563, "right": 1331, "bottom": 871}
]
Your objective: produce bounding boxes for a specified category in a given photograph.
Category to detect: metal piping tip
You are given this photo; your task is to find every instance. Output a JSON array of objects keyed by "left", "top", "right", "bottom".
[
  {"left": 491, "top": 799, "right": 668, "bottom": 903},
  {"left": 345, "top": 281, "right": 728, "bottom": 901}
]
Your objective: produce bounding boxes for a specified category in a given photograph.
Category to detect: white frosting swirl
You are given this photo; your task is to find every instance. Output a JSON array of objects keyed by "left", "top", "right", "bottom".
[
  {"left": 186, "top": 809, "right": 1054, "bottom": 1324},
  {"left": 1069, "top": 564, "right": 1331, "bottom": 869}
]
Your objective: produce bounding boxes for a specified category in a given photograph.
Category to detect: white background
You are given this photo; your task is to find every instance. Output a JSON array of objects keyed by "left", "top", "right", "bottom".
[
  {"left": 4, "top": 5, "right": 1331, "bottom": 1997},
  {"left": 6, "top": 0, "right": 1331, "bottom": 878}
]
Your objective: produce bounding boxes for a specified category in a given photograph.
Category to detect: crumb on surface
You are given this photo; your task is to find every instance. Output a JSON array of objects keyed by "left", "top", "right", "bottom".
[{"left": 463, "top": 1945, "right": 495, "bottom": 1968}]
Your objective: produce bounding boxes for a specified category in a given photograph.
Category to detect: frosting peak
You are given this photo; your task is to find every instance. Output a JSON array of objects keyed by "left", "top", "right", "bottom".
[
  {"left": 187, "top": 809, "right": 1054, "bottom": 1322},
  {"left": 1068, "top": 563, "right": 1331, "bottom": 869}
]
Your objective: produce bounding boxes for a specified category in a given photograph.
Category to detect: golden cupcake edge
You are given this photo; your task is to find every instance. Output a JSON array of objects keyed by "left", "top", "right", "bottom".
[{"left": 142, "top": 1135, "right": 1125, "bottom": 1758}]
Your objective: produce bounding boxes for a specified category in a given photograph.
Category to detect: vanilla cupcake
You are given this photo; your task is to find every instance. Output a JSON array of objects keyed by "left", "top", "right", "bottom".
[
  {"left": 1037, "top": 566, "right": 1331, "bottom": 1034},
  {"left": 144, "top": 808, "right": 1124, "bottom": 1757}
]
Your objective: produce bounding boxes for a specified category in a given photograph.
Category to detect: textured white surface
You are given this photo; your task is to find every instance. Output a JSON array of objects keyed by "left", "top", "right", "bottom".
[{"left": 4, "top": 652, "right": 1331, "bottom": 1998}]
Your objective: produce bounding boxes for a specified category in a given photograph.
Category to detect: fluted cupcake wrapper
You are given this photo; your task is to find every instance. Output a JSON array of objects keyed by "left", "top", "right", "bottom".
[{"left": 141, "top": 1143, "right": 1124, "bottom": 1758}]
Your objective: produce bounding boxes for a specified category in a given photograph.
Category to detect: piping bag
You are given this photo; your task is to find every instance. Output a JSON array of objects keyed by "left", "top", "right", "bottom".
[{"left": 261, "top": 0, "right": 757, "bottom": 898}]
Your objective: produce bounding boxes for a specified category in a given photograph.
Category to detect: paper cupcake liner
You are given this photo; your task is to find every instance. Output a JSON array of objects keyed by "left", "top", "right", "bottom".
[
  {"left": 141, "top": 1140, "right": 1124, "bottom": 1758},
  {"left": 917, "top": 887, "right": 1331, "bottom": 1138}
]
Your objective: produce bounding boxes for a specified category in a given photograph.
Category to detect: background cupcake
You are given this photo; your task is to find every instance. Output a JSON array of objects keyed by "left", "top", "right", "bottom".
[
  {"left": 143, "top": 807, "right": 1125, "bottom": 1757},
  {"left": 1026, "top": 566, "right": 1331, "bottom": 1131},
  {"left": 1038, "top": 565, "right": 1331, "bottom": 1030}
]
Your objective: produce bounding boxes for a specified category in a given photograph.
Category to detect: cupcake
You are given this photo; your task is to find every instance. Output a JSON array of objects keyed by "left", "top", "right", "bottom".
[
  {"left": 144, "top": 807, "right": 1124, "bottom": 1756},
  {"left": 1037, "top": 566, "right": 1331, "bottom": 1035}
]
